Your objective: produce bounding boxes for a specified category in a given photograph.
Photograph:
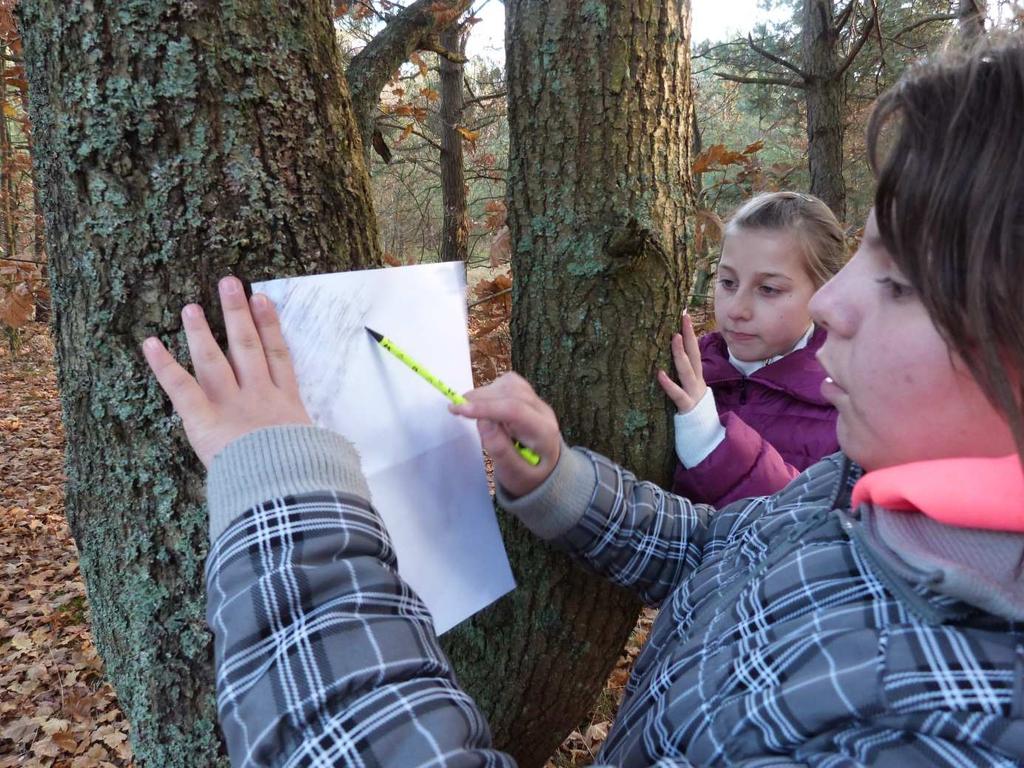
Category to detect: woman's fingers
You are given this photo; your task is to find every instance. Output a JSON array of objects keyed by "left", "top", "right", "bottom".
[
  {"left": 451, "top": 394, "right": 550, "bottom": 444},
  {"left": 142, "top": 337, "right": 213, "bottom": 425},
  {"left": 219, "top": 276, "right": 271, "bottom": 387},
  {"left": 657, "top": 369, "right": 695, "bottom": 413},
  {"left": 681, "top": 313, "right": 703, "bottom": 379},
  {"left": 672, "top": 333, "right": 700, "bottom": 393},
  {"left": 250, "top": 294, "right": 301, "bottom": 394},
  {"left": 181, "top": 303, "right": 238, "bottom": 400}
]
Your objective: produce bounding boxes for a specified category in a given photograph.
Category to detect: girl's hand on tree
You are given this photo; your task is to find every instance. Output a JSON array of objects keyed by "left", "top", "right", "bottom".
[
  {"left": 449, "top": 372, "right": 562, "bottom": 498},
  {"left": 142, "top": 276, "right": 312, "bottom": 468},
  {"left": 657, "top": 312, "right": 708, "bottom": 414}
]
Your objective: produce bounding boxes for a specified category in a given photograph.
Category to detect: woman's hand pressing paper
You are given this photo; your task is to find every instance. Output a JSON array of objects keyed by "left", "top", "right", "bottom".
[{"left": 142, "top": 276, "right": 311, "bottom": 467}]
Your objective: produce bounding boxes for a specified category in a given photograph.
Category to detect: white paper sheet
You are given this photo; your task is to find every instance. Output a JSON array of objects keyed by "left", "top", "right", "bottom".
[{"left": 254, "top": 263, "right": 516, "bottom": 634}]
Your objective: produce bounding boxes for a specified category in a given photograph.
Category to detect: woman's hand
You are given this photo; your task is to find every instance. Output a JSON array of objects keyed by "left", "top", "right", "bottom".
[
  {"left": 449, "top": 372, "right": 562, "bottom": 498},
  {"left": 657, "top": 312, "right": 708, "bottom": 414},
  {"left": 142, "top": 276, "right": 312, "bottom": 468}
]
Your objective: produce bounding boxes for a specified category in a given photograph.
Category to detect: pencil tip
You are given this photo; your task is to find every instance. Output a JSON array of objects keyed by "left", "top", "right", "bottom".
[{"left": 365, "top": 326, "right": 383, "bottom": 342}]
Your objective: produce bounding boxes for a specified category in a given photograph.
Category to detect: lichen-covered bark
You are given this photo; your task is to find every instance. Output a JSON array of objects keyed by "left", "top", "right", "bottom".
[
  {"left": 16, "top": 1, "right": 379, "bottom": 764},
  {"left": 443, "top": 1, "right": 695, "bottom": 765}
]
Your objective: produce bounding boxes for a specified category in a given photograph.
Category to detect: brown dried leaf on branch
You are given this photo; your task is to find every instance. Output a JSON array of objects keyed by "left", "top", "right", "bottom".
[
  {"left": 0, "top": 261, "right": 42, "bottom": 330},
  {"left": 467, "top": 271, "right": 512, "bottom": 387}
]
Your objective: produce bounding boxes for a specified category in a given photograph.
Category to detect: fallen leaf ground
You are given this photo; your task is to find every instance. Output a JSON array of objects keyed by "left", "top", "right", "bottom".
[
  {"left": 0, "top": 325, "right": 133, "bottom": 767},
  {"left": 0, "top": 313, "right": 656, "bottom": 767}
]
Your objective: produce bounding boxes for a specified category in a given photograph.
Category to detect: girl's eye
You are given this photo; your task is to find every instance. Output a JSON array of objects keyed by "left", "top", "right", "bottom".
[
  {"left": 717, "top": 278, "right": 736, "bottom": 290},
  {"left": 758, "top": 285, "right": 782, "bottom": 296},
  {"left": 876, "top": 277, "right": 914, "bottom": 300}
]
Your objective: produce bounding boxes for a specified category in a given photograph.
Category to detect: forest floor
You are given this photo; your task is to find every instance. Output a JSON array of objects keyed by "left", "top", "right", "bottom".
[{"left": 0, "top": 307, "right": 656, "bottom": 767}]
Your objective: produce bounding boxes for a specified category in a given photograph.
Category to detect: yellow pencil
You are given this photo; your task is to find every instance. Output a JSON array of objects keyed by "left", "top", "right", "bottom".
[{"left": 366, "top": 327, "right": 541, "bottom": 466}]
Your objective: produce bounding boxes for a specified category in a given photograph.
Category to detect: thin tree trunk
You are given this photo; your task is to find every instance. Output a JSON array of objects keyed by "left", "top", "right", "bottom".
[
  {"left": 439, "top": 24, "right": 469, "bottom": 262},
  {"left": 803, "top": 0, "right": 847, "bottom": 220},
  {"left": 0, "top": 53, "right": 16, "bottom": 261},
  {"left": 17, "top": 1, "right": 380, "bottom": 764},
  {"left": 442, "top": 1, "right": 696, "bottom": 765}
]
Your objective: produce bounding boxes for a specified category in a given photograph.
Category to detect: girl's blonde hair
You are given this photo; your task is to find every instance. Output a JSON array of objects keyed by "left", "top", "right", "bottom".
[{"left": 726, "top": 191, "right": 846, "bottom": 288}]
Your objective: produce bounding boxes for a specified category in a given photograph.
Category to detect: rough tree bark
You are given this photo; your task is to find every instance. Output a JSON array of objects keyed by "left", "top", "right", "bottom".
[
  {"left": 17, "top": 1, "right": 379, "bottom": 764},
  {"left": 441, "top": 1, "right": 696, "bottom": 765},
  {"left": 803, "top": 0, "right": 848, "bottom": 220},
  {"left": 439, "top": 24, "right": 469, "bottom": 262}
]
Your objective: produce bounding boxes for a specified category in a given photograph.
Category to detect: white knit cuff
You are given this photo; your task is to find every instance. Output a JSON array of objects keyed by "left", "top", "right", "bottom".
[{"left": 674, "top": 389, "right": 726, "bottom": 468}]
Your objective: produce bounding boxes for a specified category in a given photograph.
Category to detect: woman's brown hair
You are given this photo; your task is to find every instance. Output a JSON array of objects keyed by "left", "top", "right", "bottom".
[{"left": 867, "top": 35, "right": 1024, "bottom": 458}]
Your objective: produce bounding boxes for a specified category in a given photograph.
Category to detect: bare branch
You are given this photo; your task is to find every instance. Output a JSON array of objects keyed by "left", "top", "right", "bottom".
[
  {"left": 714, "top": 71, "right": 806, "bottom": 89},
  {"left": 833, "top": 0, "right": 856, "bottom": 33},
  {"left": 420, "top": 34, "right": 469, "bottom": 64},
  {"left": 463, "top": 91, "right": 506, "bottom": 109},
  {"left": 746, "top": 34, "right": 808, "bottom": 80},
  {"left": 467, "top": 287, "right": 510, "bottom": 309},
  {"left": 691, "top": 39, "right": 748, "bottom": 60},
  {"left": 837, "top": 10, "right": 877, "bottom": 79},
  {"left": 891, "top": 13, "right": 958, "bottom": 39}
]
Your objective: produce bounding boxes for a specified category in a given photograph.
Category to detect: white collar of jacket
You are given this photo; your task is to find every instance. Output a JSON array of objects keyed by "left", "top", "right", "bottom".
[{"left": 727, "top": 323, "right": 815, "bottom": 377}]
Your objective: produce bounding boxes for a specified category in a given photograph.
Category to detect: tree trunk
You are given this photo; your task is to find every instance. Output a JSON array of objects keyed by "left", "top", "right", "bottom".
[
  {"left": 803, "top": 0, "right": 847, "bottom": 220},
  {"left": 439, "top": 25, "right": 469, "bottom": 262},
  {"left": 442, "top": 1, "right": 696, "bottom": 765},
  {"left": 958, "top": 0, "right": 986, "bottom": 41},
  {"left": 347, "top": 0, "right": 472, "bottom": 155},
  {"left": 16, "top": 1, "right": 379, "bottom": 764},
  {"left": 0, "top": 53, "right": 17, "bottom": 261}
]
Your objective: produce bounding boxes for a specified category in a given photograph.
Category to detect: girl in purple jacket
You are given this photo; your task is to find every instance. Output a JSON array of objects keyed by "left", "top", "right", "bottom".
[{"left": 658, "top": 192, "right": 846, "bottom": 507}]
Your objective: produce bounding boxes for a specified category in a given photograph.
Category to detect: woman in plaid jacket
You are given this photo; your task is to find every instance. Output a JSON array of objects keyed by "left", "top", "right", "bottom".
[{"left": 146, "top": 37, "right": 1024, "bottom": 767}]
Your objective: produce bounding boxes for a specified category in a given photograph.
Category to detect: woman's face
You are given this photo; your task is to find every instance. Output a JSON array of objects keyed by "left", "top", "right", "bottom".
[{"left": 809, "top": 211, "right": 1015, "bottom": 471}]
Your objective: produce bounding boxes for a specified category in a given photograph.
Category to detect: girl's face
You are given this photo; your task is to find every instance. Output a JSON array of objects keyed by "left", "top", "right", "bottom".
[
  {"left": 714, "top": 228, "right": 818, "bottom": 362},
  {"left": 809, "top": 211, "right": 1015, "bottom": 471}
]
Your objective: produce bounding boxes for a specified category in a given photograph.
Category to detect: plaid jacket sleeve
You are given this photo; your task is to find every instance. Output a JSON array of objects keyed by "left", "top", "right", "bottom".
[
  {"left": 205, "top": 490, "right": 516, "bottom": 767},
  {"left": 203, "top": 427, "right": 515, "bottom": 767},
  {"left": 500, "top": 445, "right": 736, "bottom": 607}
]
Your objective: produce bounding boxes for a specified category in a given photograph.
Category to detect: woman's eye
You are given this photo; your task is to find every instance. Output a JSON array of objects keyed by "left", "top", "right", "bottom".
[
  {"left": 758, "top": 285, "right": 782, "bottom": 296},
  {"left": 876, "top": 277, "right": 914, "bottom": 300},
  {"left": 717, "top": 278, "right": 736, "bottom": 290}
]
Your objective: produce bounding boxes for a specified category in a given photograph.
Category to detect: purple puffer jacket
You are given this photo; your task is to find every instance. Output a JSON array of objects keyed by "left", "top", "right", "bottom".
[{"left": 671, "top": 326, "right": 839, "bottom": 507}]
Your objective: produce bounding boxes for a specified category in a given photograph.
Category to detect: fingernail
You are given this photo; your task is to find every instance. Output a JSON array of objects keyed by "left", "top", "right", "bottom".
[
  {"left": 251, "top": 294, "right": 269, "bottom": 311},
  {"left": 220, "top": 276, "right": 241, "bottom": 295},
  {"left": 183, "top": 304, "right": 202, "bottom": 320},
  {"left": 143, "top": 337, "right": 161, "bottom": 352}
]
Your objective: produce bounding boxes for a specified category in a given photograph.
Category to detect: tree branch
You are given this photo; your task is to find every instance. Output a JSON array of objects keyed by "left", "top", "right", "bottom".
[
  {"left": 837, "top": 10, "right": 877, "bottom": 79},
  {"left": 714, "top": 72, "right": 806, "bottom": 89},
  {"left": 746, "top": 34, "right": 808, "bottom": 80},
  {"left": 419, "top": 33, "right": 469, "bottom": 64},
  {"left": 347, "top": 0, "right": 473, "bottom": 152},
  {"left": 463, "top": 90, "right": 506, "bottom": 109},
  {"left": 833, "top": 0, "right": 856, "bottom": 33},
  {"left": 891, "top": 13, "right": 958, "bottom": 39}
]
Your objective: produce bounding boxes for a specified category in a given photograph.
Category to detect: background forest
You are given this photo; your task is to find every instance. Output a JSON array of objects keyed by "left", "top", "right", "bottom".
[{"left": 1, "top": 1, "right": 1022, "bottom": 766}]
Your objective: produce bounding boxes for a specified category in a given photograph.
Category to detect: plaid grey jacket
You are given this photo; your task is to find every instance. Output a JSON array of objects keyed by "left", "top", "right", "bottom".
[{"left": 205, "top": 427, "right": 1024, "bottom": 767}]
